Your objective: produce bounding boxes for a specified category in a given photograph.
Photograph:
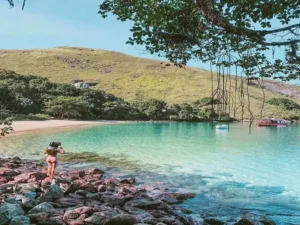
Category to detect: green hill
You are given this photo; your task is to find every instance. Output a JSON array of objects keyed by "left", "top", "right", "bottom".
[{"left": 1, "top": 46, "right": 300, "bottom": 119}]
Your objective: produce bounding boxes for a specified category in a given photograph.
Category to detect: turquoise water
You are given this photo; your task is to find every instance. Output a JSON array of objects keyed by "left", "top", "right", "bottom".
[{"left": 1, "top": 122, "right": 300, "bottom": 224}]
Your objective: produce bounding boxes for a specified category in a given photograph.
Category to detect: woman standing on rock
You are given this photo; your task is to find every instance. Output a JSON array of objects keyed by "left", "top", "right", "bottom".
[{"left": 44, "top": 142, "right": 65, "bottom": 179}]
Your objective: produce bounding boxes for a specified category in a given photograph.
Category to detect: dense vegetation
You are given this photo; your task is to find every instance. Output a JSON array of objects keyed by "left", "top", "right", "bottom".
[
  {"left": 0, "top": 69, "right": 231, "bottom": 122},
  {"left": 267, "top": 98, "right": 300, "bottom": 120},
  {"left": 2, "top": 47, "right": 300, "bottom": 120}
]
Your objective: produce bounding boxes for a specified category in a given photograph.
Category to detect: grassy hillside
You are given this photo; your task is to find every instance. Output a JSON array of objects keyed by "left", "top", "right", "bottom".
[{"left": 1, "top": 46, "right": 300, "bottom": 119}]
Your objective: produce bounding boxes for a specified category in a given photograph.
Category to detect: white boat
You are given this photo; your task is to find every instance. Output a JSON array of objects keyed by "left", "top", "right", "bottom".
[{"left": 216, "top": 124, "right": 229, "bottom": 129}]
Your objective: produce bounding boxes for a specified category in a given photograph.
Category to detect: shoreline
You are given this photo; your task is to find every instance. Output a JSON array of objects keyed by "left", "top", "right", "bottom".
[{"left": 9, "top": 120, "right": 128, "bottom": 135}]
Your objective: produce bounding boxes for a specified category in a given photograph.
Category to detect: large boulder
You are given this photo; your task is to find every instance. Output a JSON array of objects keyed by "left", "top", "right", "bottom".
[
  {"left": 100, "top": 194, "right": 125, "bottom": 206},
  {"left": 46, "top": 185, "right": 64, "bottom": 199},
  {"left": 9, "top": 215, "right": 30, "bottom": 225},
  {"left": 14, "top": 172, "right": 46, "bottom": 183},
  {"left": 0, "top": 203, "right": 24, "bottom": 225},
  {"left": 28, "top": 202, "right": 56, "bottom": 215},
  {"left": 104, "top": 214, "right": 137, "bottom": 225}
]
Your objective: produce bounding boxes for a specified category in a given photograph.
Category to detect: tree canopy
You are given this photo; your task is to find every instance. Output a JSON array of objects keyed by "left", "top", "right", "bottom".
[{"left": 98, "top": 0, "right": 300, "bottom": 81}]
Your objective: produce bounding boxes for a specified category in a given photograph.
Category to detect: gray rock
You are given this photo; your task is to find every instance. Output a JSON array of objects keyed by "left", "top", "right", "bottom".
[
  {"left": 28, "top": 202, "right": 56, "bottom": 215},
  {"left": 63, "top": 210, "right": 80, "bottom": 220},
  {"left": 104, "top": 214, "right": 137, "bottom": 225},
  {"left": 74, "top": 206, "right": 93, "bottom": 215},
  {"left": 75, "top": 189, "right": 90, "bottom": 196},
  {"left": 168, "top": 192, "right": 196, "bottom": 201},
  {"left": 9, "top": 215, "right": 30, "bottom": 225},
  {"left": 97, "top": 185, "right": 106, "bottom": 192},
  {"left": 37, "top": 216, "right": 66, "bottom": 225},
  {"left": 125, "top": 199, "right": 163, "bottom": 210},
  {"left": 15, "top": 192, "right": 40, "bottom": 208},
  {"left": 86, "top": 193, "right": 100, "bottom": 200},
  {"left": 79, "top": 183, "right": 96, "bottom": 193},
  {"left": 54, "top": 197, "right": 84, "bottom": 208},
  {"left": 100, "top": 194, "right": 125, "bottom": 206},
  {"left": 84, "top": 214, "right": 106, "bottom": 224},
  {"left": 148, "top": 209, "right": 170, "bottom": 218},
  {"left": 0, "top": 203, "right": 24, "bottom": 225},
  {"left": 60, "top": 183, "right": 79, "bottom": 194},
  {"left": 87, "top": 168, "right": 104, "bottom": 175},
  {"left": 27, "top": 212, "right": 48, "bottom": 223},
  {"left": 152, "top": 193, "right": 179, "bottom": 205},
  {"left": 234, "top": 214, "right": 276, "bottom": 225},
  {"left": 14, "top": 183, "right": 39, "bottom": 193},
  {"left": 124, "top": 206, "right": 147, "bottom": 215}
]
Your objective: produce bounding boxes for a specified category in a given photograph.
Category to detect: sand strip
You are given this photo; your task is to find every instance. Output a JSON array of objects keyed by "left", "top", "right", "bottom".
[{"left": 10, "top": 120, "right": 126, "bottom": 133}]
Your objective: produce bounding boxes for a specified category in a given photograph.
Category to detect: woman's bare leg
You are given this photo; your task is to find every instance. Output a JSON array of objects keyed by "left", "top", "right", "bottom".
[
  {"left": 47, "top": 162, "right": 51, "bottom": 177},
  {"left": 50, "top": 162, "right": 57, "bottom": 179}
]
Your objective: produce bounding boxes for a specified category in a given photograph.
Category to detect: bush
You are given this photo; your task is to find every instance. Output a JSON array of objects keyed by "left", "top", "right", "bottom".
[
  {"left": 267, "top": 98, "right": 300, "bottom": 110},
  {"left": 193, "top": 97, "right": 220, "bottom": 107}
]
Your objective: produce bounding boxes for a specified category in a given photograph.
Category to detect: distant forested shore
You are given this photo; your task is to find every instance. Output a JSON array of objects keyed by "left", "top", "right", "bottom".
[{"left": 1, "top": 69, "right": 300, "bottom": 122}]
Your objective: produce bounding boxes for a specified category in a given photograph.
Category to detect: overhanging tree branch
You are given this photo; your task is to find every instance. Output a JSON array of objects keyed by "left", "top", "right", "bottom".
[
  {"left": 6, "top": 0, "right": 26, "bottom": 10},
  {"left": 195, "top": 0, "right": 300, "bottom": 46},
  {"left": 259, "top": 23, "right": 300, "bottom": 35}
]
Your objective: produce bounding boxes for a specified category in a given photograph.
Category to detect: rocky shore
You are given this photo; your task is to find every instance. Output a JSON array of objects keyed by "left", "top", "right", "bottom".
[{"left": 0, "top": 157, "right": 276, "bottom": 225}]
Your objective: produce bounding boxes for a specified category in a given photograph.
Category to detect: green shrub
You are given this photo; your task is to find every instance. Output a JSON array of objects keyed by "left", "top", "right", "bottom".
[{"left": 267, "top": 98, "right": 300, "bottom": 110}]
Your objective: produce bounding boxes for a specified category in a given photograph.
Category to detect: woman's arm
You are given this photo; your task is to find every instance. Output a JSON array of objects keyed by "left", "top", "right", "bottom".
[{"left": 58, "top": 147, "right": 65, "bottom": 154}]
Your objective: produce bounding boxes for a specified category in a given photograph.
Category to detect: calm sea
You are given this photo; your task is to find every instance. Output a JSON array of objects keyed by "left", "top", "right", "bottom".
[{"left": 1, "top": 122, "right": 300, "bottom": 224}]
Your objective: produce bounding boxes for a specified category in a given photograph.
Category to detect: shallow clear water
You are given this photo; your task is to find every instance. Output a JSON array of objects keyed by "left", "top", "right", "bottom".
[{"left": 1, "top": 122, "right": 300, "bottom": 224}]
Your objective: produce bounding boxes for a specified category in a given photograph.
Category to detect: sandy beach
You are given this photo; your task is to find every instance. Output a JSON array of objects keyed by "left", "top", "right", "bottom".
[{"left": 10, "top": 120, "right": 125, "bottom": 134}]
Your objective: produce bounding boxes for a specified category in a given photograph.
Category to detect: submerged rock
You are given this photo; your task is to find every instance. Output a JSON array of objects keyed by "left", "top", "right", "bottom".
[
  {"left": 234, "top": 214, "right": 276, "bottom": 225},
  {"left": 204, "top": 218, "right": 226, "bottom": 225}
]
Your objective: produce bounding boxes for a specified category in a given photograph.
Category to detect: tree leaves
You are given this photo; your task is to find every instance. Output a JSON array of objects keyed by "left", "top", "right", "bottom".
[{"left": 99, "top": 0, "right": 300, "bottom": 80}]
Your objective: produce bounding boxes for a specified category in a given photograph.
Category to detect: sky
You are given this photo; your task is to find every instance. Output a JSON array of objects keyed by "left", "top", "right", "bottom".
[{"left": 0, "top": 0, "right": 208, "bottom": 69}]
